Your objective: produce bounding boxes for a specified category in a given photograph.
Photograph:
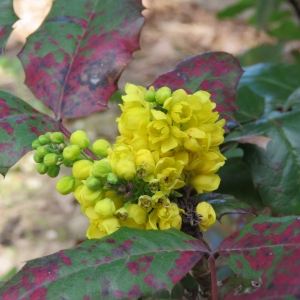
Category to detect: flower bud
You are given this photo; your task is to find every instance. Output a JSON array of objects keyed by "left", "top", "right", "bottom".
[
  {"left": 138, "top": 195, "right": 152, "bottom": 209},
  {"left": 136, "top": 166, "right": 147, "bottom": 179},
  {"left": 116, "top": 160, "right": 136, "bottom": 180},
  {"left": 56, "top": 175, "right": 75, "bottom": 195},
  {"left": 148, "top": 179, "right": 160, "bottom": 193},
  {"left": 33, "top": 153, "right": 43, "bottom": 163},
  {"left": 38, "top": 134, "right": 50, "bottom": 145},
  {"left": 36, "top": 163, "right": 48, "bottom": 174},
  {"left": 63, "top": 145, "right": 81, "bottom": 161},
  {"left": 144, "top": 89, "right": 156, "bottom": 103},
  {"left": 50, "top": 132, "right": 64, "bottom": 144},
  {"left": 74, "top": 184, "right": 84, "bottom": 204},
  {"left": 81, "top": 186, "right": 103, "bottom": 204},
  {"left": 36, "top": 146, "right": 52, "bottom": 158},
  {"left": 70, "top": 130, "right": 90, "bottom": 149},
  {"left": 172, "top": 89, "right": 187, "bottom": 102},
  {"left": 72, "top": 160, "right": 93, "bottom": 179},
  {"left": 128, "top": 204, "right": 147, "bottom": 224},
  {"left": 92, "top": 160, "right": 112, "bottom": 178},
  {"left": 106, "top": 172, "right": 118, "bottom": 185},
  {"left": 32, "top": 139, "right": 41, "bottom": 150},
  {"left": 43, "top": 153, "right": 59, "bottom": 167},
  {"left": 85, "top": 207, "right": 100, "bottom": 219},
  {"left": 155, "top": 87, "right": 171, "bottom": 105},
  {"left": 116, "top": 184, "right": 127, "bottom": 194},
  {"left": 47, "top": 165, "right": 60, "bottom": 178},
  {"left": 63, "top": 160, "right": 73, "bottom": 168},
  {"left": 85, "top": 176, "right": 102, "bottom": 191},
  {"left": 196, "top": 202, "right": 216, "bottom": 232},
  {"left": 94, "top": 198, "right": 116, "bottom": 218},
  {"left": 114, "top": 207, "right": 128, "bottom": 221},
  {"left": 92, "top": 139, "right": 111, "bottom": 156}
]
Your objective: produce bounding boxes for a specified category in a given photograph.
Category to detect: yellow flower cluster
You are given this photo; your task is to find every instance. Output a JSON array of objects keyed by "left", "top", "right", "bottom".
[
  {"left": 54, "top": 83, "right": 225, "bottom": 239},
  {"left": 114, "top": 83, "right": 226, "bottom": 194}
]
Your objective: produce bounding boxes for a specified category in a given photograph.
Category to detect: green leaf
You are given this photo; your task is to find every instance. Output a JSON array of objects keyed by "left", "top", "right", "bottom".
[
  {"left": 269, "top": 21, "right": 300, "bottom": 40},
  {"left": 0, "top": 228, "right": 208, "bottom": 300},
  {"left": 216, "top": 157, "right": 262, "bottom": 209},
  {"left": 192, "top": 193, "right": 256, "bottom": 221},
  {"left": 235, "top": 86, "right": 265, "bottom": 123},
  {"left": 216, "top": 215, "right": 300, "bottom": 299},
  {"left": 217, "top": 0, "right": 254, "bottom": 19},
  {"left": 241, "top": 111, "right": 300, "bottom": 215},
  {"left": 0, "top": 90, "right": 59, "bottom": 176},
  {"left": 238, "top": 43, "right": 285, "bottom": 67},
  {"left": 219, "top": 276, "right": 255, "bottom": 299},
  {"left": 255, "top": 0, "right": 279, "bottom": 31},
  {"left": 13, "top": 0, "right": 145, "bottom": 119},
  {"left": 284, "top": 86, "right": 300, "bottom": 112}
]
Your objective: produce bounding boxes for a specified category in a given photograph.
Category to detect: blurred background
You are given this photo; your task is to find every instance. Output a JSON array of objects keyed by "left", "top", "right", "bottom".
[{"left": 0, "top": 0, "right": 299, "bottom": 281}]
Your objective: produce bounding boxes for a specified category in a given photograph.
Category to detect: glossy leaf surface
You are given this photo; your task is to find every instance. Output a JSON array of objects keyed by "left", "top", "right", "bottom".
[
  {"left": 241, "top": 111, "right": 300, "bottom": 215},
  {"left": 0, "top": 0, "right": 17, "bottom": 54},
  {"left": 216, "top": 215, "right": 300, "bottom": 299},
  {"left": 193, "top": 193, "right": 256, "bottom": 221},
  {"left": 16, "top": 0, "right": 144, "bottom": 119},
  {"left": 151, "top": 52, "right": 244, "bottom": 122},
  {"left": 0, "top": 91, "right": 58, "bottom": 176},
  {"left": 0, "top": 227, "right": 207, "bottom": 300}
]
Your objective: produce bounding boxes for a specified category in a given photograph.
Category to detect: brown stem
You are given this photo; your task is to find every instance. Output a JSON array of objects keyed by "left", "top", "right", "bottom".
[
  {"left": 288, "top": 0, "right": 300, "bottom": 21},
  {"left": 59, "top": 122, "right": 98, "bottom": 160},
  {"left": 209, "top": 255, "right": 218, "bottom": 300}
]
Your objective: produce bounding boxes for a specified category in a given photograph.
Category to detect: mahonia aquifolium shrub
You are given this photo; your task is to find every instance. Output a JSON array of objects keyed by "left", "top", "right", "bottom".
[{"left": 32, "top": 84, "right": 225, "bottom": 238}]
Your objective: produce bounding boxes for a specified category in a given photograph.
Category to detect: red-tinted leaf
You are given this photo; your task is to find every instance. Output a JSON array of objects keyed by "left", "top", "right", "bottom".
[
  {"left": 193, "top": 193, "right": 256, "bottom": 221},
  {"left": 0, "top": 227, "right": 208, "bottom": 300},
  {"left": 0, "top": 0, "right": 17, "bottom": 55},
  {"left": 16, "top": 0, "right": 144, "bottom": 119},
  {"left": 215, "top": 215, "right": 300, "bottom": 299},
  {"left": 150, "top": 52, "right": 244, "bottom": 122},
  {"left": 0, "top": 90, "right": 58, "bottom": 176}
]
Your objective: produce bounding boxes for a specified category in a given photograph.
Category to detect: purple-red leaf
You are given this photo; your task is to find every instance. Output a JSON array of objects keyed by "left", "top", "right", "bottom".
[
  {"left": 17, "top": 0, "right": 144, "bottom": 119},
  {"left": 0, "top": 90, "right": 58, "bottom": 176},
  {"left": 215, "top": 215, "right": 300, "bottom": 299},
  {"left": 150, "top": 52, "right": 244, "bottom": 122},
  {"left": 0, "top": 227, "right": 208, "bottom": 300}
]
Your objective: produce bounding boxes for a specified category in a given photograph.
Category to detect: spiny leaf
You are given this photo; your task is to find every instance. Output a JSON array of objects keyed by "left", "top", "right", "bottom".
[
  {"left": 216, "top": 215, "right": 300, "bottom": 299},
  {"left": 0, "top": 228, "right": 208, "bottom": 300},
  {"left": 15, "top": 0, "right": 145, "bottom": 119},
  {"left": 241, "top": 111, "right": 300, "bottom": 215},
  {"left": 192, "top": 193, "right": 256, "bottom": 221},
  {"left": 0, "top": 90, "right": 58, "bottom": 176},
  {"left": 150, "top": 52, "right": 244, "bottom": 123},
  {"left": 0, "top": 0, "right": 18, "bottom": 55}
]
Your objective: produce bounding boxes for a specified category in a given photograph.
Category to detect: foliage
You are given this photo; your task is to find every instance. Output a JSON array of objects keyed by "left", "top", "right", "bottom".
[{"left": 1, "top": 0, "right": 300, "bottom": 299}]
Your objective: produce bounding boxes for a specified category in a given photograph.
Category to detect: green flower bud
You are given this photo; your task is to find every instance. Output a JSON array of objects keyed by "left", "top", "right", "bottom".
[
  {"left": 73, "top": 178, "right": 83, "bottom": 190},
  {"left": 38, "top": 134, "right": 50, "bottom": 145},
  {"left": 63, "top": 145, "right": 81, "bottom": 161},
  {"left": 155, "top": 87, "right": 171, "bottom": 105},
  {"left": 114, "top": 207, "right": 128, "bottom": 221},
  {"left": 45, "top": 132, "right": 52, "bottom": 139},
  {"left": 33, "top": 153, "right": 43, "bottom": 163},
  {"left": 81, "top": 186, "right": 103, "bottom": 204},
  {"left": 32, "top": 139, "right": 41, "bottom": 150},
  {"left": 56, "top": 175, "right": 75, "bottom": 195},
  {"left": 36, "top": 146, "right": 52, "bottom": 158},
  {"left": 47, "top": 165, "right": 60, "bottom": 178},
  {"left": 36, "top": 163, "right": 48, "bottom": 174},
  {"left": 63, "top": 160, "right": 74, "bottom": 168},
  {"left": 144, "top": 89, "right": 156, "bottom": 102},
  {"left": 94, "top": 198, "right": 116, "bottom": 218},
  {"left": 92, "top": 160, "right": 112, "bottom": 178},
  {"left": 50, "top": 132, "right": 64, "bottom": 144},
  {"left": 43, "top": 153, "right": 59, "bottom": 167},
  {"left": 72, "top": 160, "right": 93, "bottom": 179},
  {"left": 107, "top": 172, "right": 118, "bottom": 184},
  {"left": 58, "top": 143, "right": 65, "bottom": 152},
  {"left": 92, "top": 139, "right": 111, "bottom": 156},
  {"left": 70, "top": 130, "right": 90, "bottom": 149},
  {"left": 86, "top": 176, "right": 102, "bottom": 191}
]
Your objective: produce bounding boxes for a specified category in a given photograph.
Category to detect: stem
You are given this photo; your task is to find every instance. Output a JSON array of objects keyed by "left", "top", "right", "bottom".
[
  {"left": 288, "top": 0, "right": 300, "bottom": 22},
  {"left": 59, "top": 122, "right": 98, "bottom": 160},
  {"left": 209, "top": 255, "right": 218, "bottom": 300}
]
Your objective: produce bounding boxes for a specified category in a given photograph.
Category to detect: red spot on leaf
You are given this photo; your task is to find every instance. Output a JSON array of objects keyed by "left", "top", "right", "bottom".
[
  {"left": 236, "top": 260, "right": 243, "bottom": 269},
  {"left": 127, "top": 261, "right": 140, "bottom": 275},
  {"left": 144, "top": 274, "right": 161, "bottom": 289},
  {"left": 58, "top": 252, "right": 72, "bottom": 266},
  {"left": 0, "top": 122, "right": 14, "bottom": 135},
  {"left": 114, "top": 290, "right": 124, "bottom": 298},
  {"left": 127, "top": 285, "right": 141, "bottom": 298}
]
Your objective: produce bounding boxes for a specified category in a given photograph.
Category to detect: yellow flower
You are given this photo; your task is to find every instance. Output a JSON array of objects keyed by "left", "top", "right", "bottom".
[
  {"left": 196, "top": 202, "right": 216, "bottom": 231},
  {"left": 135, "top": 149, "right": 155, "bottom": 175},
  {"left": 151, "top": 191, "right": 170, "bottom": 207},
  {"left": 94, "top": 198, "right": 116, "bottom": 218},
  {"left": 157, "top": 203, "right": 183, "bottom": 230},
  {"left": 170, "top": 102, "right": 192, "bottom": 123},
  {"left": 115, "top": 160, "right": 136, "bottom": 180},
  {"left": 98, "top": 217, "right": 121, "bottom": 236},
  {"left": 81, "top": 186, "right": 104, "bottom": 205},
  {"left": 189, "top": 173, "right": 221, "bottom": 194},
  {"left": 72, "top": 160, "right": 93, "bottom": 180},
  {"left": 127, "top": 204, "right": 147, "bottom": 224}
]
